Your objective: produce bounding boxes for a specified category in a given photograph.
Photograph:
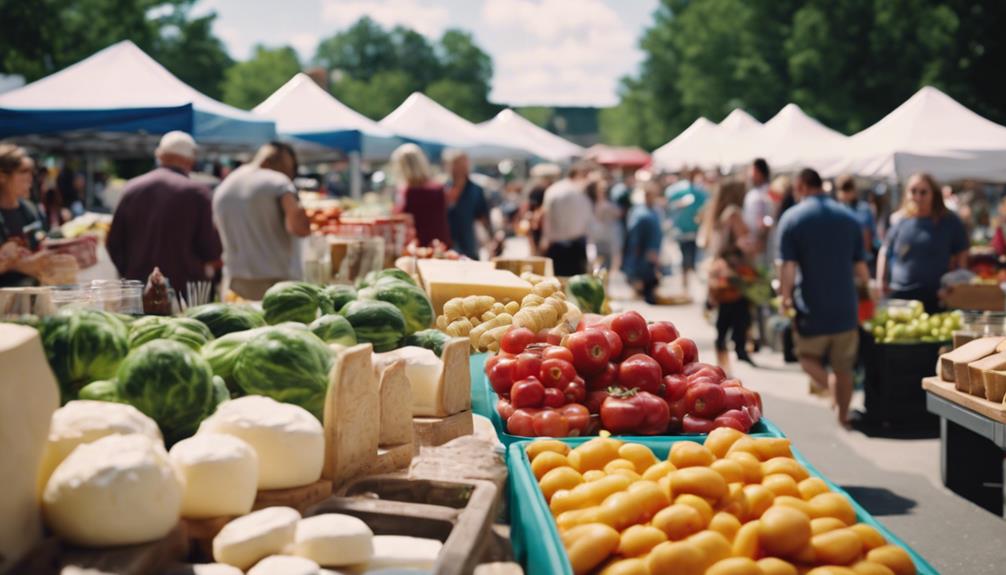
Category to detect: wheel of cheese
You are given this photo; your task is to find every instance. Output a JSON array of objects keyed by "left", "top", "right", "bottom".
[
  {"left": 212, "top": 506, "right": 301, "bottom": 570},
  {"left": 161, "top": 563, "right": 245, "bottom": 575},
  {"left": 169, "top": 433, "right": 259, "bottom": 518},
  {"left": 247, "top": 555, "right": 320, "bottom": 575},
  {"left": 38, "top": 400, "right": 162, "bottom": 495},
  {"left": 198, "top": 396, "right": 324, "bottom": 489},
  {"left": 42, "top": 433, "right": 182, "bottom": 547},
  {"left": 367, "top": 535, "right": 443, "bottom": 571},
  {"left": 291, "top": 514, "right": 374, "bottom": 566}
]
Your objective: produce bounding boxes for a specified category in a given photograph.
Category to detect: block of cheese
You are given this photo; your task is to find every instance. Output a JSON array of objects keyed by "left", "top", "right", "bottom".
[
  {"left": 420, "top": 265, "right": 532, "bottom": 315},
  {"left": 416, "top": 258, "right": 497, "bottom": 290},
  {"left": 323, "top": 344, "right": 379, "bottom": 486},
  {"left": 376, "top": 339, "right": 470, "bottom": 418},
  {"left": 366, "top": 535, "right": 443, "bottom": 571},
  {"left": 370, "top": 357, "right": 414, "bottom": 446},
  {"left": 38, "top": 400, "right": 162, "bottom": 497},
  {"left": 247, "top": 555, "right": 320, "bottom": 575},
  {"left": 984, "top": 370, "right": 1006, "bottom": 403},
  {"left": 291, "top": 513, "right": 374, "bottom": 566},
  {"left": 42, "top": 433, "right": 183, "bottom": 547},
  {"left": 162, "top": 563, "right": 245, "bottom": 575},
  {"left": 939, "top": 337, "right": 1005, "bottom": 387},
  {"left": 0, "top": 324, "right": 59, "bottom": 573},
  {"left": 169, "top": 433, "right": 259, "bottom": 519},
  {"left": 366, "top": 443, "right": 414, "bottom": 475},
  {"left": 967, "top": 351, "right": 1006, "bottom": 398},
  {"left": 414, "top": 410, "right": 475, "bottom": 448},
  {"left": 212, "top": 506, "right": 300, "bottom": 570},
  {"left": 199, "top": 396, "right": 324, "bottom": 490}
]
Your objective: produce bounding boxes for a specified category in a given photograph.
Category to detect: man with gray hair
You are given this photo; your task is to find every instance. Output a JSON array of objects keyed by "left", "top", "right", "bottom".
[
  {"left": 442, "top": 149, "right": 489, "bottom": 260},
  {"left": 107, "top": 131, "right": 221, "bottom": 290}
]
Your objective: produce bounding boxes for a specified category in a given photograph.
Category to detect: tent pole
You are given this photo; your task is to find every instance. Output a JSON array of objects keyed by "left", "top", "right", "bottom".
[{"left": 349, "top": 151, "right": 362, "bottom": 199}]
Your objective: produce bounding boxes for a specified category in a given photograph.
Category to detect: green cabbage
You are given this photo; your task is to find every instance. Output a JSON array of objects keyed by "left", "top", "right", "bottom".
[
  {"left": 357, "top": 280, "right": 433, "bottom": 336},
  {"left": 567, "top": 274, "right": 606, "bottom": 314},
  {"left": 185, "top": 303, "right": 266, "bottom": 338},
  {"left": 117, "top": 340, "right": 217, "bottom": 444},
  {"left": 339, "top": 300, "right": 406, "bottom": 352},
  {"left": 309, "top": 314, "right": 358, "bottom": 346},
  {"left": 128, "top": 316, "right": 214, "bottom": 351},
  {"left": 78, "top": 380, "right": 123, "bottom": 403},
  {"left": 262, "top": 281, "right": 334, "bottom": 325},
  {"left": 40, "top": 309, "right": 130, "bottom": 403}
]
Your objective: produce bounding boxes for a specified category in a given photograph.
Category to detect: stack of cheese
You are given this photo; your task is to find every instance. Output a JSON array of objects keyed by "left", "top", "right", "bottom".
[{"left": 939, "top": 336, "right": 1006, "bottom": 402}]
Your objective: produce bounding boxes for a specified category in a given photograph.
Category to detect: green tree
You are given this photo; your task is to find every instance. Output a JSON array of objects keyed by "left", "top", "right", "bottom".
[
  {"left": 314, "top": 17, "right": 396, "bottom": 82},
  {"left": 152, "top": 10, "right": 233, "bottom": 100},
  {"left": 332, "top": 70, "right": 413, "bottom": 120},
  {"left": 516, "top": 107, "right": 552, "bottom": 128},
  {"left": 390, "top": 26, "right": 440, "bottom": 92},
  {"left": 221, "top": 45, "right": 301, "bottom": 110}
]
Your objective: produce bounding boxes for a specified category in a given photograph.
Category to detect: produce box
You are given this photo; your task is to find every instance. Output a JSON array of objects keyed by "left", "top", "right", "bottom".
[
  {"left": 492, "top": 256, "right": 554, "bottom": 277},
  {"left": 860, "top": 330, "right": 944, "bottom": 425},
  {"left": 943, "top": 283, "right": 1005, "bottom": 311},
  {"left": 475, "top": 372, "right": 784, "bottom": 447},
  {"left": 506, "top": 437, "right": 938, "bottom": 575}
]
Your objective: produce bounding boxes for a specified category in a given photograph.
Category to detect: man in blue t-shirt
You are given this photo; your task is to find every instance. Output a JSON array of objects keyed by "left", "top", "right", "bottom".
[
  {"left": 623, "top": 183, "right": 664, "bottom": 304},
  {"left": 443, "top": 150, "right": 489, "bottom": 260},
  {"left": 778, "top": 168, "right": 870, "bottom": 428},
  {"left": 666, "top": 170, "right": 708, "bottom": 292}
]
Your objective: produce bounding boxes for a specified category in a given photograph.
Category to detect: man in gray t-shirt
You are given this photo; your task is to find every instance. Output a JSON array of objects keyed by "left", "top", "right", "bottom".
[{"left": 213, "top": 142, "right": 310, "bottom": 300}]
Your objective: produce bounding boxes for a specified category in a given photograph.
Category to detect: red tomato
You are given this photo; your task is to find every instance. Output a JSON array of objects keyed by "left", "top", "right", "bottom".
[
  {"left": 506, "top": 409, "right": 536, "bottom": 435},
  {"left": 599, "top": 329, "right": 623, "bottom": 360},
  {"left": 717, "top": 408, "right": 754, "bottom": 431},
  {"left": 682, "top": 414, "right": 717, "bottom": 434},
  {"left": 686, "top": 368, "right": 725, "bottom": 385},
  {"left": 501, "top": 327, "right": 536, "bottom": 355},
  {"left": 688, "top": 376, "right": 721, "bottom": 388},
  {"left": 532, "top": 409, "right": 570, "bottom": 437},
  {"left": 743, "top": 404, "right": 762, "bottom": 424},
  {"left": 722, "top": 386, "right": 746, "bottom": 411},
  {"left": 599, "top": 389, "right": 669, "bottom": 435},
  {"left": 514, "top": 353, "right": 544, "bottom": 382},
  {"left": 686, "top": 382, "right": 727, "bottom": 418},
  {"left": 542, "top": 345, "right": 574, "bottom": 363},
  {"left": 740, "top": 388, "right": 762, "bottom": 411},
  {"left": 487, "top": 357, "right": 517, "bottom": 396},
  {"left": 539, "top": 358, "right": 576, "bottom": 388},
  {"left": 647, "top": 321, "right": 680, "bottom": 344},
  {"left": 667, "top": 397, "right": 688, "bottom": 431},
  {"left": 683, "top": 362, "right": 727, "bottom": 380},
  {"left": 565, "top": 329, "right": 612, "bottom": 375},
  {"left": 496, "top": 397, "right": 514, "bottom": 420},
  {"left": 536, "top": 328, "right": 563, "bottom": 346},
  {"left": 683, "top": 362, "right": 715, "bottom": 377},
  {"left": 720, "top": 378, "right": 742, "bottom": 388},
  {"left": 672, "top": 338, "right": 699, "bottom": 364},
  {"left": 650, "top": 341, "right": 684, "bottom": 375},
  {"left": 585, "top": 362, "right": 618, "bottom": 391},
  {"left": 484, "top": 354, "right": 501, "bottom": 374},
  {"left": 560, "top": 403, "right": 591, "bottom": 435},
  {"left": 634, "top": 391, "right": 671, "bottom": 435},
  {"left": 511, "top": 377, "right": 546, "bottom": 408},
  {"left": 618, "top": 354, "right": 663, "bottom": 395},
  {"left": 524, "top": 342, "right": 550, "bottom": 356},
  {"left": 543, "top": 387, "right": 566, "bottom": 408},
  {"left": 578, "top": 313, "right": 605, "bottom": 331},
  {"left": 563, "top": 379, "right": 587, "bottom": 404},
  {"left": 611, "top": 311, "right": 650, "bottom": 348},
  {"left": 712, "top": 416, "right": 748, "bottom": 432},
  {"left": 619, "top": 346, "right": 648, "bottom": 362},
  {"left": 663, "top": 374, "right": 689, "bottom": 402},
  {"left": 599, "top": 392, "right": 643, "bottom": 434},
  {"left": 585, "top": 389, "right": 610, "bottom": 414}
]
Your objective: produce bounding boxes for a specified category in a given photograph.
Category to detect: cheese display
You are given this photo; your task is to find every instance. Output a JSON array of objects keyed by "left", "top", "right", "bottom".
[
  {"left": 371, "top": 357, "right": 414, "bottom": 446},
  {"left": 168, "top": 433, "right": 259, "bottom": 519},
  {"left": 421, "top": 265, "right": 533, "bottom": 316},
  {"left": 41, "top": 433, "right": 183, "bottom": 547},
  {"left": 199, "top": 396, "right": 324, "bottom": 490},
  {"left": 290, "top": 513, "right": 374, "bottom": 566},
  {"left": 366, "top": 535, "right": 443, "bottom": 571},
  {"left": 323, "top": 344, "right": 379, "bottom": 485},
  {"left": 162, "top": 564, "right": 245, "bottom": 575},
  {"left": 38, "top": 399, "right": 162, "bottom": 495},
  {"left": 938, "top": 336, "right": 1005, "bottom": 386},
  {"left": 0, "top": 323, "right": 59, "bottom": 572},
  {"left": 376, "top": 339, "right": 469, "bottom": 418},
  {"left": 967, "top": 351, "right": 1006, "bottom": 397},
  {"left": 984, "top": 369, "right": 1006, "bottom": 403},
  {"left": 212, "top": 506, "right": 301, "bottom": 570},
  {"left": 247, "top": 555, "right": 320, "bottom": 575}
]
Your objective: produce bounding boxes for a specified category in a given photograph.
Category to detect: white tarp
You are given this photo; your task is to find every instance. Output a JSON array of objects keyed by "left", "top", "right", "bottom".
[
  {"left": 821, "top": 86, "right": 1006, "bottom": 182},
  {"left": 719, "top": 108, "right": 762, "bottom": 134},
  {"left": 652, "top": 117, "right": 723, "bottom": 171},
  {"left": 726, "top": 103, "right": 848, "bottom": 173},
  {"left": 477, "top": 109, "right": 583, "bottom": 162},
  {"left": 379, "top": 92, "right": 529, "bottom": 161},
  {"left": 253, "top": 73, "right": 398, "bottom": 160}
]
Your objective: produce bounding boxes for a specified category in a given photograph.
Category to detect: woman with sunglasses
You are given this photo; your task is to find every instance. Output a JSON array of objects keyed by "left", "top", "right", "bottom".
[{"left": 877, "top": 173, "right": 968, "bottom": 313}]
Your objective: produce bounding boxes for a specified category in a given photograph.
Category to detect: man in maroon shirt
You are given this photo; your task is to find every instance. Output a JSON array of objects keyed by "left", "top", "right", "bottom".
[{"left": 107, "top": 131, "right": 222, "bottom": 290}]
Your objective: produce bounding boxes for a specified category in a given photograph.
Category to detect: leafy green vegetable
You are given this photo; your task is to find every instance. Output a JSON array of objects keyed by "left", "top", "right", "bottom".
[
  {"left": 117, "top": 340, "right": 217, "bottom": 444},
  {"left": 185, "top": 303, "right": 265, "bottom": 337},
  {"left": 339, "top": 300, "right": 406, "bottom": 352},
  {"left": 40, "top": 309, "right": 130, "bottom": 403},
  {"left": 321, "top": 284, "right": 357, "bottom": 312},
  {"left": 358, "top": 280, "right": 433, "bottom": 336},
  {"left": 566, "top": 274, "right": 606, "bottom": 314},
  {"left": 128, "top": 316, "right": 214, "bottom": 351},
  {"left": 403, "top": 329, "right": 451, "bottom": 357},
  {"left": 262, "top": 281, "right": 333, "bottom": 325},
  {"left": 78, "top": 380, "right": 123, "bottom": 403},
  {"left": 309, "top": 314, "right": 358, "bottom": 346}
]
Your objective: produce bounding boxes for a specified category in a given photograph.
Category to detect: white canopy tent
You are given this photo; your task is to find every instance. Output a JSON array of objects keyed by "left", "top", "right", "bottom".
[
  {"left": 719, "top": 108, "right": 762, "bottom": 134},
  {"left": 477, "top": 109, "right": 583, "bottom": 162},
  {"left": 726, "top": 103, "right": 848, "bottom": 173},
  {"left": 379, "top": 92, "right": 529, "bottom": 162},
  {"left": 253, "top": 73, "right": 398, "bottom": 162},
  {"left": 821, "top": 86, "right": 1006, "bottom": 182},
  {"left": 652, "top": 117, "right": 723, "bottom": 172}
]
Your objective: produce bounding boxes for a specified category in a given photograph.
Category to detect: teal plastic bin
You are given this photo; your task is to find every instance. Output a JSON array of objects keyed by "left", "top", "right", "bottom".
[
  {"left": 470, "top": 352, "right": 490, "bottom": 418},
  {"left": 507, "top": 437, "right": 938, "bottom": 575}
]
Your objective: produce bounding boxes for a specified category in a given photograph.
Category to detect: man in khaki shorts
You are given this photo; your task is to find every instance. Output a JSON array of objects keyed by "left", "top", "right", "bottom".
[{"left": 778, "top": 169, "right": 871, "bottom": 428}]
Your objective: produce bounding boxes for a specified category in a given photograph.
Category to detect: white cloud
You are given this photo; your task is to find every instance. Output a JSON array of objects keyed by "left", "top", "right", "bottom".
[
  {"left": 289, "top": 32, "right": 320, "bottom": 59},
  {"left": 482, "top": 0, "right": 641, "bottom": 106},
  {"left": 321, "top": 0, "right": 450, "bottom": 38}
]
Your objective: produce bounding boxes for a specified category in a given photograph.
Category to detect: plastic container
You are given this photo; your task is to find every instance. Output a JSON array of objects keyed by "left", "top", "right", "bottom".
[{"left": 506, "top": 437, "right": 939, "bottom": 575}]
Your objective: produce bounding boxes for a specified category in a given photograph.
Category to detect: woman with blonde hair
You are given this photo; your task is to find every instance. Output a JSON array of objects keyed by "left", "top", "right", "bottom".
[
  {"left": 391, "top": 143, "right": 450, "bottom": 247},
  {"left": 877, "top": 172, "right": 968, "bottom": 313}
]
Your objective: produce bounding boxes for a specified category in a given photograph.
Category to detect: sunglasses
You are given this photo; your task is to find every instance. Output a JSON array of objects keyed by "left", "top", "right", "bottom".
[{"left": 907, "top": 187, "right": 932, "bottom": 195}]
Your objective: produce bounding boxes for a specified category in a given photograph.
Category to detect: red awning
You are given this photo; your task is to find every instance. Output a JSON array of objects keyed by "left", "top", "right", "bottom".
[{"left": 585, "top": 145, "right": 652, "bottom": 168}]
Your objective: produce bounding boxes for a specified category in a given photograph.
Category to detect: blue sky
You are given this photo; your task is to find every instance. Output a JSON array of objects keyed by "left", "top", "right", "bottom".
[{"left": 192, "top": 0, "right": 659, "bottom": 107}]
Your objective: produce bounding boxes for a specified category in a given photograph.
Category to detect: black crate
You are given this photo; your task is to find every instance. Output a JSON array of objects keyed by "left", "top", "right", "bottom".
[{"left": 860, "top": 329, "right": 944, "bottom": 425}]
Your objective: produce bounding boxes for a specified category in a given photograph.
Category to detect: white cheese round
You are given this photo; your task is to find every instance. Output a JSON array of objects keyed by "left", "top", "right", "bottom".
[
  {"left": 248, "top": 555, "right": 320, "bottom": 575},
  {"left": 198, "top": 396, "right": 324, "bottom": 490},
  {"left": 38, "top": 400, "right": 162, "bottom": 494},
  {"left": 291, "top": 514, "right": 373, "bottom": 566},
  {"left": 367, "top": 535, "right": 443, "bottom": 571},
  {"left": 161, "top": 563, "right": 245, "bottom": 575},
  {"left": 212, "top": 506, "right": 301, "bottom": 570},
  {"left": 42, "top": 433, "right": 182, "bottom": 547},
  {"left": 169, "top": 433, "right": 259, "bottom": 518}
]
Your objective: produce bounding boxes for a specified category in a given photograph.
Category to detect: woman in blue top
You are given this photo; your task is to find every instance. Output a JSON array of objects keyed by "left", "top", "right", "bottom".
[{"left": 878, "top": 173, "right": 969, "bottom": 313}]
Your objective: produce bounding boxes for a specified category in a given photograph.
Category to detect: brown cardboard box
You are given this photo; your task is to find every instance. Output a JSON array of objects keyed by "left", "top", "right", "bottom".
[{"left": 942, "top": 284, "right": 1005, "bottom": 312}]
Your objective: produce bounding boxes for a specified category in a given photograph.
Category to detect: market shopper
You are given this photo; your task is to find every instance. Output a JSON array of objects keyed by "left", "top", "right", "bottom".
[
  {"left": 391, "top": 144, "right": 450, "bottom": 248},
  {"left": 107, "top": 132, "right": 222, "bottom": 292},
  {"left": 623, "top": 182, "right": 664, "bottom": 304},
  {"left": 778, "top": 168, "right": 870, "bottom": 428},
  {"left": 877, "top": 172, "right": 968, "bottom": 313},
  {"left": 442, "top": 149, "right": 489, "bottom": 260},
  {"left": 835, "top": 175, "right": 878, "bottom": 270},
  {"left": 213, "top": 141, "right": 309, "bottom": 300},
  {"left": 587, "top": 178, "right": 622, "bottom": 271},
  {"left": 540, "top": 161, "right": 595, "bottom": 276},
  {"left": 666, "top": 169, "right": 708, "bottom": 292},
  {"left": 743, "top": 158, "right": 775, "bottom": 264},
  {"left": 523, "top": 163, "right": 560, "bottom": 256}
]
